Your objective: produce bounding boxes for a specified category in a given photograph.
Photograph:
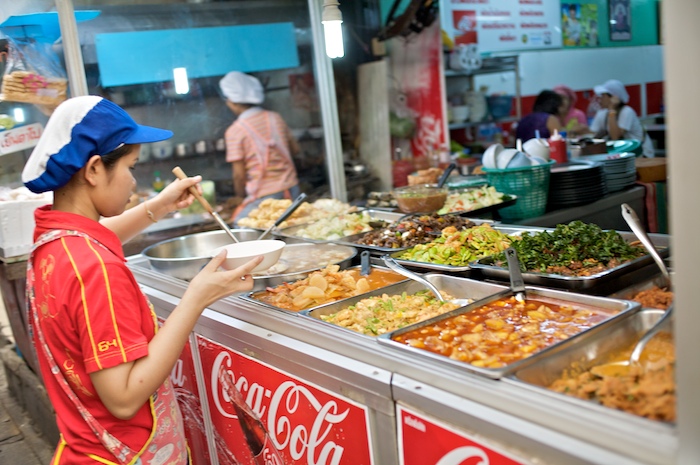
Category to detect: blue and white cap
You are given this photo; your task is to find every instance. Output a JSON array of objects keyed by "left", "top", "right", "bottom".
[{"left": 22, "top": 95, "right": 173, "bottom": 193}]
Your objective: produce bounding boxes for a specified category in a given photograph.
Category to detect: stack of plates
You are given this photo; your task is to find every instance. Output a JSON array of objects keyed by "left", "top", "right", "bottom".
[
  {"left": 548, "top": 160, "right": 607, "bottom": 208},
  {"left": 580, "top": 152, "right": 637, "bottom": 192}
]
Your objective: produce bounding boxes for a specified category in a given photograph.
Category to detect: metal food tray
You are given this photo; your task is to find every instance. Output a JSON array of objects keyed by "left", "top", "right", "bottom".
[
  {"left": 239, "top": 264, "right": 409, "bottom": 313},
  {"left": 303, "top": 274, "right": 508, "bottom": 340},
  {"left": 248, "top": 243, "right": 357, "bottom": 292},
  {"left": 505, "top": 308, "right": 673, "bottom": 425},
  {"left": 335, "top": 217, "right": 495, "bottom": 255},
  {"left": 377, "top": 286, "right": 640, "bottom": 379},
  {"left": 440, "top": 194, "right": 518, "bottom": 217},
  {"left": 387, "top": 224, "right": 528, "bottom": 274},
  {"left": 271, "top": 209, "right": 405, "bottom": 244},
  {"left": 469, "top": 231, "right": 671, "bottom": 290}
]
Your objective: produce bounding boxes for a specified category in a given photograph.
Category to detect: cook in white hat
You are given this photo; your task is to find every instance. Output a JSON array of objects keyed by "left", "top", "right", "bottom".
[
  {"left": 218, "top": 71, "right": 301, "bottom": 223},
  {"left": 590, "top": 79, "right": 655, "bottom": 157}
]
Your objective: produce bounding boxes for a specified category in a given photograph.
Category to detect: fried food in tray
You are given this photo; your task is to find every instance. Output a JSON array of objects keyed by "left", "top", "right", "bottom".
[
  {"left": 238, "top": 198, "right": 355, "bottom": 229},
  {"left": 249, "top": 264, "right": 405, "bottom": 312},
  {"left": 630, "top": 286, "right": 673, "bottom": 310},
  {"left": 549, "top": 332, "right": 675, "bottom": 422},
  {"left": 352, "top": 213, "right": 476, "bottom": 249}
]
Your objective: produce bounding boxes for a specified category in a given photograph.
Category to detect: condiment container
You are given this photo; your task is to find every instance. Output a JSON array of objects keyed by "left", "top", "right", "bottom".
[{"left": 548, "top": 129, "right": 567, "bottom": 163}]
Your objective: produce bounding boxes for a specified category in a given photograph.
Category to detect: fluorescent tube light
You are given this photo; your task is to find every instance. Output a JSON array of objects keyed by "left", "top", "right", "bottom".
[{"left": 322, "top": 0, "right": 345, "bottom": 58}]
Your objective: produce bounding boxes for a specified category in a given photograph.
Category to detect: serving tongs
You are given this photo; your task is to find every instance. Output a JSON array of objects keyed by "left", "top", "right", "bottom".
[
  {"left": 436, "top": 162, "right": 457, "bottom": 188},
  {"left": 172, "top": 166, "right": 239, "bottom": 243},
  {"left": 591, "top": 303, "right": 674, "bottom": 378},
  {"left": 382, "top": 256, "right": 470, "bottom": 306},
  {"left": 257, "top": 193, "right": 307, "bottom": 240},
  {"left": 505, "top": 247, "right": 526, "bottom": 303}
]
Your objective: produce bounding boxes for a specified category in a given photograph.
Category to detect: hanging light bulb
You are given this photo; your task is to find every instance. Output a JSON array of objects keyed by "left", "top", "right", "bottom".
[{"left": 322, "top": 0, "right": 344, "bottom": 58}]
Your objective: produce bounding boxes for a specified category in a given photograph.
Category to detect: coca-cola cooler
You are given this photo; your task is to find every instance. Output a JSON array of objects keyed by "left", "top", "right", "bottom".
[{"left": 130, "top": 255, "right": 676, "bottom": 465}]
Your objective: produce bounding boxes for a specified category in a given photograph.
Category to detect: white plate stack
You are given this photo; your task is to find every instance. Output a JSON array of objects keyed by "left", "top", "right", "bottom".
[{"left": 579, "top": 152, "right": 637, "bottom": 192}]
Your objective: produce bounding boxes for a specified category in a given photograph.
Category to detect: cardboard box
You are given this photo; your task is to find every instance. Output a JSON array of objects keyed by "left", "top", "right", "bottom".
[
  {"left": 635, "top": 158, "right": 667, "bottom": 183},
  {"left": 0, "top": 198, "right": 52, "bottom": 258}
]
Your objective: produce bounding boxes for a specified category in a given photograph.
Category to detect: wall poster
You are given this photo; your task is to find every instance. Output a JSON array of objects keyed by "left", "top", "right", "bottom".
[
  {"left": 562, "top": 3, "right": 599, "bottom": 47},
  {"left": 439, "top": 0, "right": 562, "bottom": 53},
  {"left": 609, "top": 0, "right": 631, "bottom": 41}
]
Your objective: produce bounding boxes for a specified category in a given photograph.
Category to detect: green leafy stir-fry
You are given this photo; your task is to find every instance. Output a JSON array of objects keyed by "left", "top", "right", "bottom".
[
  {"left": 397, "top": 224, "right": 515, "bottom": 267},
  {"left": 491, "top": 221, "right": 645, "bottom": 275}
]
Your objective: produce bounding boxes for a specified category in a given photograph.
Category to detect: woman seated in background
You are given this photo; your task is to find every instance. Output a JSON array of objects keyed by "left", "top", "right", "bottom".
[
  {"left": 590, "top": 79, "right": 655, "bottom": 157},
  {"left": 515, "top": 90, "right": 564, "bottom": 142},
  {"left": 554, "top": 84, "right": 590, "bottom": 135}
]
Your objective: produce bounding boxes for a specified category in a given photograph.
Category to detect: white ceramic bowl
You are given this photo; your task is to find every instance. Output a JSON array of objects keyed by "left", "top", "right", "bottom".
[
  {"left": 523, "top": 138, "right": 551, "bottom": 160},
  {"left": 482, "top": 143, "right": 503, "bottom": 169},
  {"left": 213, "top": 240, "right": 286, "bottom": 273},
  {"left": 451, "top": 105, "right": 470, "bottom": 123},
  {"left": 496, "top": 148, "right": 523, "bottom": 169}
]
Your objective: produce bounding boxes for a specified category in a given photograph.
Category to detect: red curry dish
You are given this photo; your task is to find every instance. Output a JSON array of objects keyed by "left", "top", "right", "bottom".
[{"left": 392, "top": 296, "right": 611, "bottom": 369}]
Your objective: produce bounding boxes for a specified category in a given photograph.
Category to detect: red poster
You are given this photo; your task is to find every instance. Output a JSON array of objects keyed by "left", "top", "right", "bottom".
[
  {"left": 398, "top": 405, "right": 530, "bottom": 465},
  {"left": 453, "top": 10, "right": 478, "bottom": 45},
  {"left": 197, "top": 335, "right": 374, "bottom": 465},
  {"left": 159, "top": 319, "right": 211, "bottom": 465}
]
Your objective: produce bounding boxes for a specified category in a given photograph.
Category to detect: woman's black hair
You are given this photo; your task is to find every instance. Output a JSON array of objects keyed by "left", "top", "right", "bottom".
[
  {"left": 533, "top": 90, "right": 564, "bottom": 115},
  {"left": 100, "top": 143, "right": 136, "bottom": 170}
]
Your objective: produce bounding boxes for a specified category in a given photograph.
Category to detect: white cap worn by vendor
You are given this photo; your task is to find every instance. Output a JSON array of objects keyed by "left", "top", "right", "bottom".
[
  {"left": 219, "top": 71, "right": 264, "bottom": 105},
  {"left": 22, "top": 95, "right": 173, "bottom": 193},
  {"left": 594, "top": 79, "right": 630, "bottom": 104}
]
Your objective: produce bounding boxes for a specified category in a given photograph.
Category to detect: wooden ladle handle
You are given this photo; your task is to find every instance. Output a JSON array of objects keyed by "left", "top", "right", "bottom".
[{"left": 172, "top": 166, "right": 213, "bottom": 214}]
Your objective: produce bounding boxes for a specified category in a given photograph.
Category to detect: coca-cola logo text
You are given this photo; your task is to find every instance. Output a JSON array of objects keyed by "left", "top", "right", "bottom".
[
  {"left": 170, "top": 359, "right": 186, "bottom": 388},
  {"left": 211, "top": 351, "right": 348, "bottom": 465}
]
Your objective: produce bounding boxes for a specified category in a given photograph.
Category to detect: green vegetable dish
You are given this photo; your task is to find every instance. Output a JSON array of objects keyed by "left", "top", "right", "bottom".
[
  {"left": 490, "top": 221, "right": 645, "bottom": 276},
  {"left": 397, "top": 223, "right": 515, "bottom": 267}
]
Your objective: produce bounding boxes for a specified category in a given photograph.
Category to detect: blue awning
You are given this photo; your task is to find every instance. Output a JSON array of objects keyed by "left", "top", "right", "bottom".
[{"left": 0, "top": 11, "right": 100, "bottom": 43}]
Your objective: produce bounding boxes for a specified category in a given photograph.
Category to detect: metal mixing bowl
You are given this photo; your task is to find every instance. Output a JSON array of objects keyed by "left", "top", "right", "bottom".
[{"left": 142, "top": 229, "right": 260, "bottom": 280}]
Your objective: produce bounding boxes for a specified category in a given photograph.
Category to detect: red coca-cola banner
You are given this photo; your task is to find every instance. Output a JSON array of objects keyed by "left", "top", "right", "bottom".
[
  {"left": 397, "top": 405, "right": 531, "bottom": 465},
  {"left": 158, "top": 319, "right": 211, "bottom": 465},
  {"left": 196, "top": 335, "right": 374, "bottom": 465}
]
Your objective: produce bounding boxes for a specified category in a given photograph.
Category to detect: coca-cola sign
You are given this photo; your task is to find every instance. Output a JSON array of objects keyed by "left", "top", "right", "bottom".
[
  {"left": 397, "top": 405, "right": 531, "bottom": 465},
  {"left": 197, "top": 335, "right": 374, "bottom": 465},
  {"left": 0, "top": 123, "right": 43, "bottom": 154}
]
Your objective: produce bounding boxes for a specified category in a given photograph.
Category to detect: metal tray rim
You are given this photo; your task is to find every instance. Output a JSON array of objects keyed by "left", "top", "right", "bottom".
[
  {"left": 238, "top": 264, "right": 409, "bottom": 314},
  {"left": 376, "top": 287, "right": 641, "bottom": 379}
]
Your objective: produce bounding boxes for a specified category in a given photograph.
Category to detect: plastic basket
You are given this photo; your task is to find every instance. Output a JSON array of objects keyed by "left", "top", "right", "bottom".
[
  {"left": 486, "top": 95, "right": 514, "bottom": 120},
  {"left": 482, "top": 160, "right": 554, "bottom": 220}
]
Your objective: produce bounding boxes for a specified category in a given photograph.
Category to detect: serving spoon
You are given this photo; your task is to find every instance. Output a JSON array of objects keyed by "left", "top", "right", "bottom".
[
  {"left": 257, "top": 193, "right": 307, "bottom": 240},
  {"left": 590, "top": 303, "right": 674, "bottom": 378},
  {"left": 505, "top": 247, "right": 526, "bottom": 303},
  {"left": 382, "top": 256, "right": 471, "bottom": 307},
  {"left": 621, "top": 203, "right": 671, "bottom": 288}
]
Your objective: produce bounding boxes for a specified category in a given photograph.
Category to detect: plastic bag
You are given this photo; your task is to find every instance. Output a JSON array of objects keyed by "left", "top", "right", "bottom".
[{"left": 0, "top": 36, "right": 68, "bottom": 106}]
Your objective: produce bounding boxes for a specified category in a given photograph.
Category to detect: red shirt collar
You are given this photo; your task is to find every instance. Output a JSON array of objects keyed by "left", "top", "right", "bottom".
[{"left": 34, "top": 205, "right": 126, "bottom": 261}]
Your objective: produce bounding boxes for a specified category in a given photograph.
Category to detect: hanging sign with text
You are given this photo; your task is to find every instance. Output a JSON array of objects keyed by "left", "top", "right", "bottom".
[{"left": 440, "top": 0, "right": 562, "bottom": 53}]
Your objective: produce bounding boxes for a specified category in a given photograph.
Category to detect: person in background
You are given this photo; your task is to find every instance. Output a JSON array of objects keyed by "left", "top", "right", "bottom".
[
  {"left": 219, "top": 71, "right": 301, "bottom": 223},
  {"left": 515, "top": 90, "right": 564, "bottom": 142},
  {"left": 590, "top": 79, "right": 655, "bottom": 157},
  {"left": 554, "top": 84, "right": 590, "bottom": 135},
  {"left": 21, "top": 96, "right": 263, "bottom": 464}
]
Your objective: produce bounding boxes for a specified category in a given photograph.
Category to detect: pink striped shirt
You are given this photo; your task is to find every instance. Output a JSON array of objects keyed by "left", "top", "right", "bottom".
[{"left": 225, "top": 108, "right": 299, "bottom": 200}]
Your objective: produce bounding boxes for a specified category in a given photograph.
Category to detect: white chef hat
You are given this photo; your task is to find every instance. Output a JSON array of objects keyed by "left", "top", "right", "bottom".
[
  {"left": 219, "top": 72, "right": 264, "bottom": 105},
  {"left": 594, "top": 79, "right": 630, "bottom": 104}
]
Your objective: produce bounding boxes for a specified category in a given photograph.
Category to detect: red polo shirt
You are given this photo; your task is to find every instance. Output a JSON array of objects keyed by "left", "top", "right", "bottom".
[{"left": 29, "top": 206, "right": 156, "bottom": 464}]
